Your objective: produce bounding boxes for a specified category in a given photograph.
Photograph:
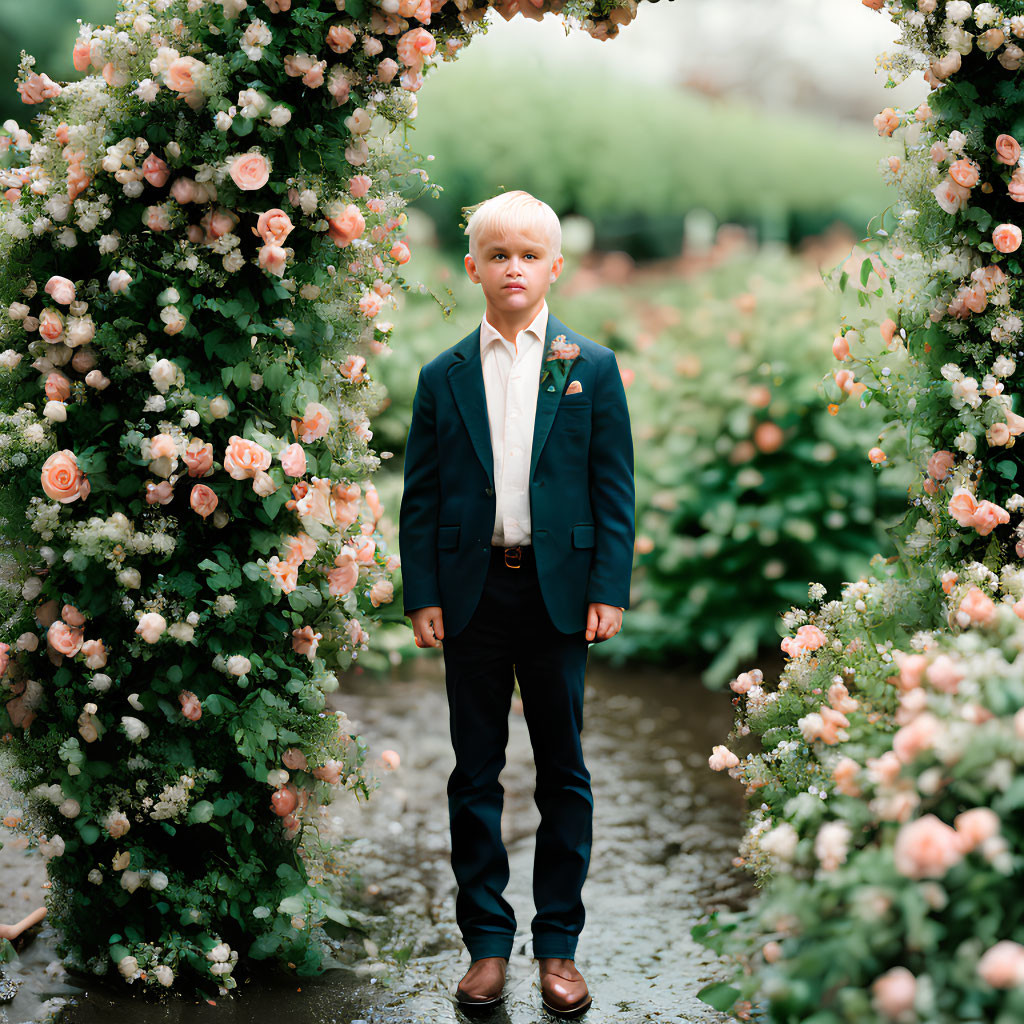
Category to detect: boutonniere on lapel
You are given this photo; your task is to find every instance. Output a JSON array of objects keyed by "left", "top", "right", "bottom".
[{"left": 540, "top": 334, "right": 581, "bottom": 394}]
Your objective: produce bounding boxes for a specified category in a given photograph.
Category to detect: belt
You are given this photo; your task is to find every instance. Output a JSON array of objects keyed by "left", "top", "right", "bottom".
[{"left": 490, "top": 544, "right": 534, "bottom": 569}]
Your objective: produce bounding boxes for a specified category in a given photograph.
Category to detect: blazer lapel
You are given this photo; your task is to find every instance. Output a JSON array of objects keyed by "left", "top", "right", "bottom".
[
  {"left": 530, "top": 311, "right": 583, "bottom": 482},
  {"left": 447, "top": 327, "right": 494, "bottom": 488}
]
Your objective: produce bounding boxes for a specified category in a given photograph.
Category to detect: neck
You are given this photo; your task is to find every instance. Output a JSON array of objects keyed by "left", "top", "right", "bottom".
[{"left": 485, "top": 300, "right": 545, "bottom": 346}]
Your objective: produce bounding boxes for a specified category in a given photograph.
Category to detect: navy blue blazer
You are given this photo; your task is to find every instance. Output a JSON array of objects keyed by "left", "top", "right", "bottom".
[{"left": 399, "top": 311, "right": 635, "bottom": 638}]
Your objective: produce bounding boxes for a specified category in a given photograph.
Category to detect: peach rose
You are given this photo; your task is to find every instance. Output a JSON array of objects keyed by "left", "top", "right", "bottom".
[
  {"left": 396, "top": 27, "right": 436, "bottom": 69},
  {"left": 47, "top": 620, "right": 84, "bottom": 656},
  {"left": 925, "top": 653, "right": 962, "bottom": 693},
  {"left": 996, "top": 133, "right": 1022, "bottom": 165},
  {"left": 179, "top": 690, "right": 202, "bottom": 722},
  {"left": 948, "top": 487, "right": 980, "bottom": 527},
  {"left": 44, "top": 373, "right": 71, "bottom": 403},
  {"left": 256, "top": 208, "right": 293, "bottom": 246},
  {"left": 268, "top": 555, "right": 299, "bottom": 593},
  {"left": 62, "top": 604, "right": 85, "bottom": 627},
  {"left": 893, "top": 813, "right": 963, "bottom": 879},
  {"left": 41, "top": 450, "right": 87, "bottom": 503},
  {"left": 136, "top": 611, "right": 167, "bottom": 644},
  {"left": 313, "top": 759, "right": 343, "bottom": 784},
  {"left": 933, "top": 177, "right": 971, "bottom": 214},
  {"left": 348, "top": 174, "right": 372, "bottom": 198},
  {"left": 229, "top": 151, "right": 271, "bottom": 191},
  {"left": 972, "top": 500, "right": 1010, "bottom": 536},
  {"left": 832, "top": 757, "right": 862, "bottom": 797},
  {"left": 892, "top": 711, "right": 940, "bottom": 764},
  {"left": 390, "top": 240, "right": 411, "bottom": 264},
  {"left": 291, "top": 402, "right": 332, "bottom": 444},
  {"left": 927, "top": 449, "right": 955, "bottom": 480},
  {"left": 283, "top": 533, "right": 317, "bottom": 565},
  {"left": 1010, "top": 168, "right": 1024, "bottom": 202},
  {"left": 327, "top": 548, "right": 359, "bottom": 596},
  {"left": 327, "top": 24, "right": 356, "bottom": 53},
  {"left": 871, "top": 966, "right": 916, "bottom": 1019},
  {"left": 223, "top": 435, "right": 272, "bottom": 479},
  {"left": 340, "top": 354, "right": 366, "bottom": 383},
  {"left": 369, "top": 579, "right": 394, "bottom": 607},
  {"left": 259, "top": 244, "right": 288, "bottom": 277},
  {"left": 183, "top": 440, "right": 214, "bottom": 477},
  {"left": 166, "top": 56, "right": 204, "bottom": 95},
  {"left": 327, "top": 204, "right": 366, "bottom": 247},
  {"left": 44, "top": 276, "right": 75, "bottom": 305},
  {"left": 978, "top": 941, "right": 1024, "bottom": 988},
  {"left": 958, "top": 586, "right": 997, "bottom": 625},
  {"left": 708, "top": 744, "right": 739, "bottom": 771},
  {"left": 987, "top": 421, "right": 1011, "bottom": 446},
  {"left": 280, "top": 443, "right": 307, "bottom": 477},
  {"left": 38, "top": 308, "right": 65, "bottom": 343},
  {"left": 81, "top": 638, "right": 107, "bottom": 669},
  {"left": 72, "top": 41, "right": 91, "bottom": 72},
  {"left": 892, "top": 650, "right": 927, "bottom": 691},
  {"left": 282, "top": 747, "right": 308, "bottom": 771},
  {"left": 327, "top": 66, "right": 351, "bottom": 107},
  {"left": 146, "top": 480, "right": 174, "bottom": 505},
  {"left": 190, "top": 484, "right": 219, "bottom": 519},
  {"left": 949, "top": 158, "right": 980, "bottom": 188},
  {"left": 294, "top": 477, "right": 334, "bottom": 526},
  {"left": 993, "top": 223, "right": 1023, "bottom": 253},
  {"left": 150, "top": 433, "right": 178, "bottom": 461},
  {"left": 954, "top": 807, "right": 1000, "bottom": 853},
  {"left": 292, "top": 625, "right": 322, "bottom": 660}
]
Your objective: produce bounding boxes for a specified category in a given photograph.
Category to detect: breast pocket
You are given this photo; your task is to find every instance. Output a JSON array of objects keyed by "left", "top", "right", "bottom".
[{"left": 571, "top": 523, "right": 595, "bottom": 548}]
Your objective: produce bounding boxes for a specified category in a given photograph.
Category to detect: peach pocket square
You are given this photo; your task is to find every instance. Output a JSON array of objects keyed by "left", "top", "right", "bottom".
[{"left": 565, "top": 380, "right": 583, "bottom": 395}]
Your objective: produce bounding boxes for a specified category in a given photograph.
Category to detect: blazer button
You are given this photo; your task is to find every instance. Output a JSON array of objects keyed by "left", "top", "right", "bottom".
[{"left": 485, "top": 487, "right": 494, "bottom": 496}]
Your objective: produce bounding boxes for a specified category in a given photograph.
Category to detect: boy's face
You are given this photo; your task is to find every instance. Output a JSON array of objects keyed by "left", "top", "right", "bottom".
[{"left": 464, "top": 228, "right": 564, "bottom": 321}]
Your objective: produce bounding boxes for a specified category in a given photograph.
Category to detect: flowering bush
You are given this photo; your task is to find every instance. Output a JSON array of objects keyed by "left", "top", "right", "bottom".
[
  {"left": 0, "top": 0, "right": 648, "bottom": 997},
  {"left": 696, "top": 2, "right": 1024, "bottom": 1019}
]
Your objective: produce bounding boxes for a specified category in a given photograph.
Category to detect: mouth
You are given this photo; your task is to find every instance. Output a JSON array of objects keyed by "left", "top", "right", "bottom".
[{"left": 504, "top": 283, "right": 526, "bottom": 290}]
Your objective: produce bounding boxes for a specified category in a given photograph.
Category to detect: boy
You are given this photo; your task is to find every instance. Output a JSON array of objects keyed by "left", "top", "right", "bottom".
[{"left": 399, "top": 190, "right": 635, "bottom": 1017}]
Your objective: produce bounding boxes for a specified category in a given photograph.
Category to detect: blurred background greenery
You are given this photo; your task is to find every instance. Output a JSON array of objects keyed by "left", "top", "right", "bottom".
[{"left": 1, "top": 0, "right": 923, "bottom": 683}]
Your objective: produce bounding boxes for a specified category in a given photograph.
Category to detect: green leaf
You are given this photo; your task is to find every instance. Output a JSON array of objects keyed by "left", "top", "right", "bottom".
[
  {"left": 696, "top": 981, "right": 740, "bottom": 1012},
  {"left": 188, "top": 800, "right": 215, "bottom": 824}
]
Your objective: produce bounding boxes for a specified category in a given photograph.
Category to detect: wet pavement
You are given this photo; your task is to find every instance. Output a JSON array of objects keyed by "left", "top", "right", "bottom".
[{"left": 1, "top": 655, "right": 754, "bottom": 1024}]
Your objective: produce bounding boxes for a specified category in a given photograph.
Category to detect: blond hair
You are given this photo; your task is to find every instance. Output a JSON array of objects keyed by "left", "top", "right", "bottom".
[{"left": 463, "top": 190, "right": 562, "bottom": 263}]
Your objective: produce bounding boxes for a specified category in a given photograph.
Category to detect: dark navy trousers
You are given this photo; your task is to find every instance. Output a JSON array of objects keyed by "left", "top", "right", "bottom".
[{"left": 441, "top": 545, "right": 593, "bottom": 961}]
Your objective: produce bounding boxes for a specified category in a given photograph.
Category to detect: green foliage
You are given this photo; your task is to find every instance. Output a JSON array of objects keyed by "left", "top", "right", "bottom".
[{"left": 408, "top": 55, "right": 899, "bottom": 256}]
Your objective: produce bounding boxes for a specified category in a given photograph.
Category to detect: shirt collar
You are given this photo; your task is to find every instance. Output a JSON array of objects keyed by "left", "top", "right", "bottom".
[{"left": 479, "top": 301, "right": 548, "bottom": 356}]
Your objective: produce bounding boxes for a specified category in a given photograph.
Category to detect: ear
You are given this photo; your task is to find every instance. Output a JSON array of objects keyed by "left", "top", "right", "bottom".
[
  {"left": 549, "top": 253, "right": 564, "bottom": 283},
  {"left": 464, "top": 253, "right": 480, "bottom": 283}
]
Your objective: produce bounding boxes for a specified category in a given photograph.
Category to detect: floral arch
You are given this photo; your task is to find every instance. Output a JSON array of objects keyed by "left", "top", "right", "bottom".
[{"left": 0, "top": 0, "right": 648, "bottom": 996}]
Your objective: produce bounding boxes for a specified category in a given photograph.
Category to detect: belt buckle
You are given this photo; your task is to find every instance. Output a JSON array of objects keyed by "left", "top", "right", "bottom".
[{"left": 504, "top": 545, "right": 522, "bottom": 569}]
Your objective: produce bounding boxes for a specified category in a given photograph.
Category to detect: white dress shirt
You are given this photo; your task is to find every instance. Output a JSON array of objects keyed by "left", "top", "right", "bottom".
[{"left": 479, "top": 301, "right": 548, "bottom": 547}]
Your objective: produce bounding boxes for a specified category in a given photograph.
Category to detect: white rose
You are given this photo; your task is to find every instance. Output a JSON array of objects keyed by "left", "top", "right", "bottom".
[
  {"left": 974, "top": 3, "right": 1002, "bottom": 28},
  {"left": 209, "top": 395, "right": 230, "bottom": 418},
  {"left": 119, "top": 568, "right": 142, "bottom": 589},
  {"left": 207, "top": 942, "right": 232, "bottom": 962},
  {"left": 269, "top": 106, "right": 291, "bottom": 127},
  {"left": 88, "top": 868, "right": 103, "bottom": 884},
  {"left": 121, "top": 716, "right": 150, "bottom": 743},
  {"left": 38, "top": 834, "right": 65, "bottom": 860},
  {"left": 252, "top": 470, "right": 277, "bottom": 496},
  {"left": 24, "top": 423, "right": 45, "bottom": 444},
  {"left": 16, "top": 632, "right": 38, "bottom": 652},
  {"left": 168, "top": 622, "right": 195, "bottom": 643},
  {"left": 21, "top": 575, "right": 43, "bottom": 600},
  {"left": 108, "top": 270, "right": 133, "bottom": 294},
  {"left": 946, "top": 0, "right": 973, "bottom": 21},
  {"left": 298, "top": 189, "right": 318, "bottom": 215},
  {"left": 43, "top": 400, "right": 67, "bottom": 422},
  {"left": 214, "top": 595, "right": 236, "bottom": 616},
  {"left": 153, "top": 964, "right": 174, "bottom": 986},
  {"left": 150, "top": 871, "right": 169, "bottom": 891},
  {"left": 0, "top": 349, "right": 22, "bottom": 368},
  {"left": 89, "top": 673, "right": 112, "bottom": 692},
  {"left": 215, "top": 111, "right": 234, "bottom": 131},
  {"left": 118, "top": 955, "right": 140, "bottom": 979},
  {"left": 955, "top": 430, "right": 977, "bottom": 454},
  {"left": 150, "top": 358, "right": 178, "bottom": 393},
  {"left": 226, "top": 655, "right": 251, "bottom": 676},
  {"left": 135, "top": 611, "right": 167, "bottom": 643},
  {"left": 59, "top": 798, "right": 80, "bottom": 818}
]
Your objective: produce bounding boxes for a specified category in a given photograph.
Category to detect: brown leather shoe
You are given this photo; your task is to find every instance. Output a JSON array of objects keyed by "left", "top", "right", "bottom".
[
  {"left": 455, "top": 956, "right": 508, "bottom": 1009},
  {"left": 538, "top": 957, "right": 592, "bottom": 1018}
]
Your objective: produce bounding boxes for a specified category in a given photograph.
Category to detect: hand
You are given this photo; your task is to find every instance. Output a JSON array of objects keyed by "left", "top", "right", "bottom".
[
  {"left": 409, "top": 606, "right": 445, "bottom": 648},
  {"left": 586, "top": 603, "right": 623, "bottom": 643}
]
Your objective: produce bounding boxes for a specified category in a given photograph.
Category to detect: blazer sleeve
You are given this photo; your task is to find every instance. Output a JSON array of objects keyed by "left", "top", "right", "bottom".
[
  {"left": 586, "top": 349, "right": 635, "bottom": 609},
  {"left": 399, "top": 367, "right": 443, "bottom": 613}
]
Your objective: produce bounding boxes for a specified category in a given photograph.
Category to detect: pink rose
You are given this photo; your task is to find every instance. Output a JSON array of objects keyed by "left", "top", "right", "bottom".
[
  {"left": 348, "top": 174, "right": 372, "bottom": 198},
  {"left": 190, "top": 484, "right": 219, "bottom": 519},
  {"left": 390, "top": 240, "right": 411, "bottom": 264},
  {"left": 170, "top": 177, "right": 199, "bottom": 204},
  {"left": 223, "top": 435, "right": 272, "bottom": 479},
  {"left": 892, "top": 650, "right": 927, "bottom": 691},
  {"left": 1010, "top": 168, "right": 1024, "bottom": 203},
  {"left": 44, "top": 276, "right": 75, "bottom": 305},
  {"left": 149, "top": 433, "right": 178, "bottom": 461},
  {"left": 280, "top": 443, "right": 307, "bottom": 477},
  {"left": 294, "top": 478, "right": 334, "bottom": 526},
  {"left": 327, "top": 204, "right": 365, "bottom": 247},
  {"left": 166, "top": 56, "right": 204, "bottom": 95},
  {"left": 142, "top": 153, "right": 170, "bottom": 188},
  {"left": 146, "top": 480, "right": 174, "bottom": 506},
  {"left": 996, "top": 133, "right": 1022, "bottom": 165},
  {"left": 327, "top": 549, "right": 359, "bottom": 596},
  {"left": 327, "top": 66, "right": 351, "bottom": 107},
  {"left": 894, "top": 814, "right": 962, "bottom": 881},
  {"left": 72, "top": 42, "right": 91, "bottom": 72},
  {"left": 327, "top": 24, "right": 356, "bottom": 53},
  {"left": 892, "top": 711, "right": 940, "bottom": 764},
  {"left": 832, "top": 757, "right": 861, "bottom": 797},
  {"left": 313, "top": 759, "right": 343, "bottom": 784},
  {"left": 282, "top": 747, "right": 308, "bottom": 770},
  {"left": 377, "top": 57, "right": 399, "bottom": 83},
  {"left": 44, "top": 373, "right": 71, "bottom": 403},
  {"left": 0, "top": 642, "right": 8, "bottom": 678},
  {"left": 978, "top": 941, "right": 1024, "bottom": 988},
  {"left": 954, "top": 807, "right": 1000, "bottom": 853},
  {"left": 41, "top": 450, "right": 87, "bottom": 503},
  {"left": 925, "top": 654, "right": 962, "bottom": 694},
  {"left": 359, "top": 292, "right": 385, "bottom": 318},
  {"left": 958, "top": 586, "right": 997, "bottom": 625},
  {"left": 927, "top": 449, "right": 955, "bottom": 480},
  {"left": 871, "top": 966, "right": 916, "bottom": 1019},
  {"left": 972, "top": 499, "right": 1010, "bottom": 536},
  {"left": 949, "top": 158, "right": 980, "bottom": 189},
  {"left": 256, "top": 208, "right": 294, "bottom": 246},
  {"left": 179, "top": 690, "right": 202, "bottom": 722},
  {"left": 396, "top": 27, "right": 436, "bottom": 69},
  {"left": 993, "top": 223, "right": 1023, "bottom": 253},
  {"left": 259, "top": 244, "right": 288, "bottom": 277},
  {"left": 62, "top": 605, "right": 86, "bottom": 627},
  {"left": 136, "top": 611, "right": 167, "bottom": 643},
  {"left": 183, "top": 440, "right": 214, "bottom": 477},
  {"left": 794, "top": 624, "right": 826, "bottom": 651},
  {"left": 369, "top": 579, "right": 394, "bottom": 607},
  {"left": 340, "top": 354, "right": 366, "bottom": 383},
  {"left": 291, "top": 402, "right": 332, "bottom": 444},
  {"left": 292, "top": 625, "right": 322, "bottom": 660},
  {"left": 47, "top": 620, "right": 84, "bottom": 656},
  {"left": 229, "top": 151, "right": 271, "bottom": 191},
  {"left": 81, "top": 638, "right": 107, "bottom": 669}
]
